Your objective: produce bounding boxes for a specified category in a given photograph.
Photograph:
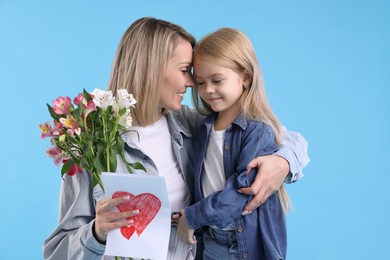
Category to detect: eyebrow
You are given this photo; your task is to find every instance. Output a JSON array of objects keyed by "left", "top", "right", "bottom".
[
  {"left": 195, "top": 73, "right": 224, "bottom": 78},
  {"left": 178, "top": 61, "right": 192, "bottom": 66}
]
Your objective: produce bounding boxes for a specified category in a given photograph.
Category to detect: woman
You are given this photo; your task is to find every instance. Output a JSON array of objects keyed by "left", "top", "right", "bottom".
[{"left": 43, "top": 17, "right": 309, "bottom": 260}]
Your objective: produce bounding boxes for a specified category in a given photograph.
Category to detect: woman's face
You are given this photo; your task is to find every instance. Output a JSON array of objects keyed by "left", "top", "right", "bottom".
[{"left": 160, "top": 39, "right": 194, "bottom": 111}]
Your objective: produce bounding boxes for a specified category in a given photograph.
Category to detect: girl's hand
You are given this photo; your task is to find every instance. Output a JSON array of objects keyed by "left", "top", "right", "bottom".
[
  {"left": 239, "top": 155, "right": 289, "bottom": 215},
  {"left": 171, "top": 211, "right": 182, "bottom": 226},
  {"left": 93, "top": 195, "right": 139, "bottom": 243},
  {"left": 177, "top": 209, "right": 197, "bottom": 245}
]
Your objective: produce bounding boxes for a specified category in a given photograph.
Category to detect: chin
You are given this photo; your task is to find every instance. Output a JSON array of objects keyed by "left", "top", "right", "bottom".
[{"left": 167, "top": 104, "right": 182, "bottom": 111}]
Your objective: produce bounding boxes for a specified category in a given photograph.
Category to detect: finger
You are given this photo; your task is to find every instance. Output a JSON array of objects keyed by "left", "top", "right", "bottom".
[
  {"left": 171, "top": 213, "right": 181, "bottom": 222},
  {"left": 238, "top": 186, "right": 256, "bottom": 195},
  {"left": 246, "top": 157, "right": 263, "bottom": 175},
  {"left": 243, "top": 190, "right": 266, "bottom": 213},
  {"left": 109, "top": 209, "right": 139, "bottom": 222},
  {"left": 104, "top": 218, "right": 135, "bottom": 232},
  {"left": 96, "top": 196, "right": 130, "bottom": 213},
  {"left": 238, "top": 174, "right": 262, "bottom": 195},
  {"left": 187, "top": 232, "right": 197, "bottom": 245},
  {"left": 108, "top": 195, "right": 132, "bottom": 208}
]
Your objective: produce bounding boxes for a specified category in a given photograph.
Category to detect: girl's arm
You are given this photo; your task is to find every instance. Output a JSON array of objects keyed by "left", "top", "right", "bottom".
[{"left": 183, "top": 123, "right": 279, "bottom": 230}]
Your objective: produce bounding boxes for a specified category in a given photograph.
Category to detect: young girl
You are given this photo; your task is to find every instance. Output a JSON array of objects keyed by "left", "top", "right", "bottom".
[{"left": 177, "top": 28, "right": 290, "bottom": 259}]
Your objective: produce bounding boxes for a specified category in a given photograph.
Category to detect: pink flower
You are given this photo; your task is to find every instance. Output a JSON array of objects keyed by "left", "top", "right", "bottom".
[
  {"left": 85, "top": 100, "right": 97, "bottom": 119},
  {"left": 52, "top": 96, "right": 72, "bottom": 115},
  {"left": 53, "top": 121, "right": 63, "bottom": 136},
  {"left": 39, "top": 122, "right": 54, "bottom": 139},
  {"left": 46, "top": 146, "right": 65, "bottom": 166},
  {"left": 59, "top": 115, "right": 81, "bottom": 136},
  {"left": 73, "top": 93, "right": 88, "bottom": 107},
  {"left": 67, "top": 163, "right": 83, "bottom": 176}
]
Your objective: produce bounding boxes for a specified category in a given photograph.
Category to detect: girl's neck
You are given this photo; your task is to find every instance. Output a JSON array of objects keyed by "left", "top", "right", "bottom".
[{"left": 214, "top": 104, "right": 241, "bottom": 131}]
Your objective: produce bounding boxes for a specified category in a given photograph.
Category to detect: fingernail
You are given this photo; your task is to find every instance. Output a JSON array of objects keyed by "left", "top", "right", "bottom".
[
  {"left": 242, "top": 210, "right": 252, "bottom": 216},
  {"left": 123, "top": 195, "right": 130, "bottom": 200},
  {"left": 132, "top": 209, "right": 139, "bottom": 214},
  {"left": 128, "top": 219, "right": 134, "bottom": 224},
  {"left": 237, "top": 190, "right": 243, "bottom": 193}
]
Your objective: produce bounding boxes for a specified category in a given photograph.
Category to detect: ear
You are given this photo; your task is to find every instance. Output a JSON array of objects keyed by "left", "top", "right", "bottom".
[{"left": 243, "top": 71, "right": 252, "bottom": 89}]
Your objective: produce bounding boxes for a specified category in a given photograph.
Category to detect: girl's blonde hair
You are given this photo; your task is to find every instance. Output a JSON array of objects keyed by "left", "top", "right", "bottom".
[
  {"left": 192, "top": 28, "right": 290, "bottom": 212},
  {"left": 108, "top": 17, "right": 195, "bottom": 126}
]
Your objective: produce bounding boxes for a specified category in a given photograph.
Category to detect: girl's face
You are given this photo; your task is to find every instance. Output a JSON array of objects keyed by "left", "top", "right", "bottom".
[
  {"left": 194, "top": 58, "right": 248, "bottom": 118},
  {"left": 160, "top": 39, "right": 194, "bottom": 111}
]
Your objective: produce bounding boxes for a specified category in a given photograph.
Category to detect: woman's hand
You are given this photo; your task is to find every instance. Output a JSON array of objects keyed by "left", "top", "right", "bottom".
[
  {"left": 239, "top": 155, "right": 289, "bottom": 215},
  {"left": 93, "top": 195, "right": 139, "bottom": 243},
  {"left": 177, "top": 209, "right": 197, "bottom": 245}
]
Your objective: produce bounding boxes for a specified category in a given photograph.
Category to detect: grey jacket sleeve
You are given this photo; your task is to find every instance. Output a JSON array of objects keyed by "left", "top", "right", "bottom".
[
  {"left": 43, "top": 172, "right": 105, "bottom": 260},
  {"left": 275, "top": 126, "right": 310, "bottom": 183}
]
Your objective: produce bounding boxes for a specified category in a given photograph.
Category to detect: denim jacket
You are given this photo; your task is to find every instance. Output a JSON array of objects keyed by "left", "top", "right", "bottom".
[
  {"left": 43, "top": 106, "right": 307, "bottom": 260},
  {"left": 185, "top": 113, "right": 287, "bottom": 259}
]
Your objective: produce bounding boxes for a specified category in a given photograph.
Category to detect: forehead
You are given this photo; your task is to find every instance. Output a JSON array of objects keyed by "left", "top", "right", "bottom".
[
  {"left": 194, "top": 58, "right": 241, "bottom": 78},
  {"left": 170, "top": 39, "right": 193, "bottom": 63}
]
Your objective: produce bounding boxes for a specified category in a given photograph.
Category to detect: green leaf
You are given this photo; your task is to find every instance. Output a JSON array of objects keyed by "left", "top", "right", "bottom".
[
  {"left": 93, "top": 143, "right": 106, "bottom": 172},
  {"left": 61, "top": 159, "right": 74, "bottom": 177},
  {"left": 109, "top": 146, "right": 118, "bottom": 172},
  {"left": 47, "top": 103, "right": 60, "bottom": 121},
  {"left": 74, "top": 101, "right": 84, "bottom": 121},
  {"left": 128, "top": 162, "right": 146, "bottom": 171},
  {"left": 83, "top": 89, "right": 92, "bottom": 102}
]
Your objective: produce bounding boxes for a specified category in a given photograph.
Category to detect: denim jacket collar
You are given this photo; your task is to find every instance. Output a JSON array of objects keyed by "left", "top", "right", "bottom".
[{"left": 202, "top": 112, "right": 248, "bottom": 131}]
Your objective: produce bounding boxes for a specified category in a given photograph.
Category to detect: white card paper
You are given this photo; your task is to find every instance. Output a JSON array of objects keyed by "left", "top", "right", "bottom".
[{"left": 101, "top": 172, "right": 170, "bottom": 260}]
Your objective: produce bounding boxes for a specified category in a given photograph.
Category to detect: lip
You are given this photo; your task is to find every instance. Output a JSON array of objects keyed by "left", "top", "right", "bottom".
[
  {"left": 176, "top": 92, "right": 186, "bottom": 97},
  {"left": 206, "top": 97, "right": 221, "bottom": 103}
]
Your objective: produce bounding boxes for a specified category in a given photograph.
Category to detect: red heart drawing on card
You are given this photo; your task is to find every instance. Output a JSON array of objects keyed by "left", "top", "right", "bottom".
[{"left": 112, "top": 191, "right": 161, "bottom": 240}]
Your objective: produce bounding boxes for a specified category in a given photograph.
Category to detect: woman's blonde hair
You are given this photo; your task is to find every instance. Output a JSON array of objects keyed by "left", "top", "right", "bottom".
[
  {"left": 108, "top": 17, "right": 195, "bottom": 126},
  {"left": 192, "top": 28, "right": 290, "bottom": 212}
]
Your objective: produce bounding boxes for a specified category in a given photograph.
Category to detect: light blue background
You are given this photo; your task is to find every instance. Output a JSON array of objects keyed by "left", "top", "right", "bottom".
[{"left": 1, "top": 0, "right": 389, "bottom": 259}]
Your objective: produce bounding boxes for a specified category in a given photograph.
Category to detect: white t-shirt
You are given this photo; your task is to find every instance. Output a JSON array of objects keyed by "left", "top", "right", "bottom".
[
  {"left": 126, "top": 116, "right": 191, "bottom": 212},
  {"left": 201, "top": 128, "right": 226, "bottom": 198}
]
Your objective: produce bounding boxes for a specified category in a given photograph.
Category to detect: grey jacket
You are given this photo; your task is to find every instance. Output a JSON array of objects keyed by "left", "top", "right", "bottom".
[{"left": 43, "top": 106, "right": 309, "bottom": 260}]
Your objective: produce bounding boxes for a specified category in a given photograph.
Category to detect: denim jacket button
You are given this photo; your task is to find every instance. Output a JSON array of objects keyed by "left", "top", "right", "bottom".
[
  {"left": 237, "top": 227, "right": 243, "bottom": 232},
  {"left": 242, "top": 252, "right": 248, "bottom": 259},
  {"left": 224, "top": 144, "right": 230, "bottom": 150}
]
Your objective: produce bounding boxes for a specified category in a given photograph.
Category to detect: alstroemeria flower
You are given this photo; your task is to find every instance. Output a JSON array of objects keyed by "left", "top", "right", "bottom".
[
  {"left": 52, "top": 96, "right": 72, "bottom": 115},
  {"left": 73, "top": 93, "right": 88, "bottom": 107},
  {"left": 46, "top": 146, "right": 65, "bottom": 166},
  {"left": 117, "top": 89, "right": 137, "bottom": 109},
  {"left": 39, "top": 122, "right": 54, "bottom": 139},
  {"left": 118, "top": 108, "right": 133, "bottom": 129},
  {"left": 60, "top": 115, "right": 81, "bottom": 136},
  {"left": 85, "top": 100, "right": 97, "bottom": 119},
  {"left": 53, "top": 121, "right": 63, "bottom": 136},
  {"left": 63, "top": 161, "right": 83, "bottom": 176},
  {"left": 91, "top": 89, "right": 115, "bottom": 110}
]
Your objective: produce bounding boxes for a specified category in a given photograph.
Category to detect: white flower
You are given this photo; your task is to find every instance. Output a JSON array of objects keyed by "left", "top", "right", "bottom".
[
  {"left": 91, "top": 89, "right": 115, "bottom": 110},
  {"left": 117, "top": 89, "right": 137, "bottom": 109},
  {"left": 118, "top": 108, "right": 133, "bottom": 129}
]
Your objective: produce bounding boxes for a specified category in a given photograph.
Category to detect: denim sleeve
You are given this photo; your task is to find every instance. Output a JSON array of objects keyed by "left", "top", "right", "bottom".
[
  {"left": 43, "top": 172, "right": 105, "bottom": 260},
  {"left": 186, "top": 123, "right": 279, "bottom": 230},
  {"left": 275, "top": 126, "right": 310, "bottom": 183}
]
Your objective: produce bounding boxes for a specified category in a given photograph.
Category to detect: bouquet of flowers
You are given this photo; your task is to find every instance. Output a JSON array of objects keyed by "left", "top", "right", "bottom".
[{"left": 39, "top": 88, "right": 145, "bottom": 190}]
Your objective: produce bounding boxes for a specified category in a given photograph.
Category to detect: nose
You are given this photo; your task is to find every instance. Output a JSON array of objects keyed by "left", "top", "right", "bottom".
[
  {"left": 185, "top": 74, "right": 195, "bottom": 88},
  {"left": 204, "top": 82, "right": 215, "bottom": 93}
]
